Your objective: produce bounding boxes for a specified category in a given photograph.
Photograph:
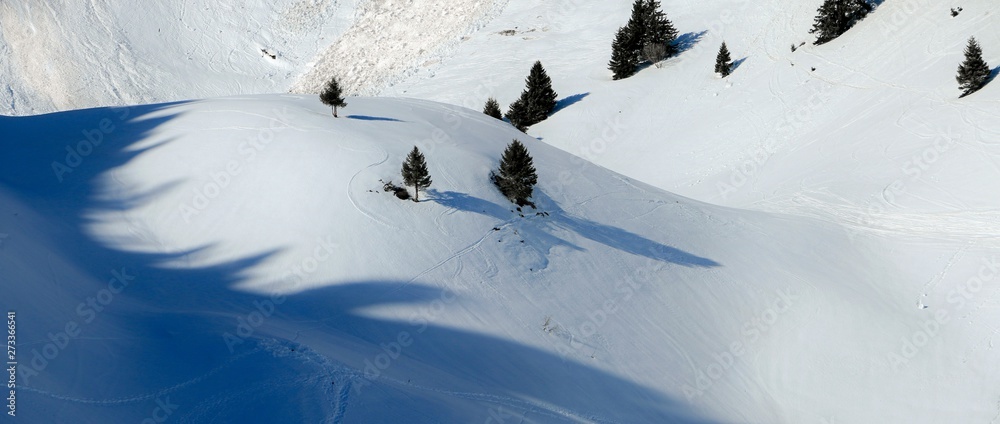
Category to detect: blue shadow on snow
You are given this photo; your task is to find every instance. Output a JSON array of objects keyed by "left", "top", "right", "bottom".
[
  {"left": 0, "top": 103, "right": 718, "bottom": 423},
  {"left": 346, "top": 114, "right": 403, "bottom": 122}
]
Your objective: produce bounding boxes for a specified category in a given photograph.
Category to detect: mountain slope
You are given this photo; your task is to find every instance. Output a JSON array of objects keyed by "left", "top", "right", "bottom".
[
  {"left": 0, "top": 0, "right": 360, "bottom": 114},
  {"left": 2, "top": 95, "right": 998, "bottom": 423},
  {"left": 386, "top": 0, "right": 1000, "bottom": 217},
  {"left": 2, "top": 0, "right": 1000, "bottom": 423}
]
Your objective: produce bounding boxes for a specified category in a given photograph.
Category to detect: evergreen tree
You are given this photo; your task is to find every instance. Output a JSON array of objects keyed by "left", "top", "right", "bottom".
[
  {"left": 809, "top": 0, "right": 840, "bottom": 45},
  {"left": 491, "top": 140, "right": 538, "bottom": 207},
  {"left": 508, "top": 61, "right": 558, "bottom": 129},
  {"left": 715, "top": 42, "right": 733, "bottom": 77},
  {"left": 609, "top": 26, "right": 639, "bottom": 80},
  {"left": 957, "top": 36, "right": 992, "bottom": 97},
  {"left": 319, "top": 76, "right": 347, "bottom": 117},
  {"left": 623, "top": 0, "right": 647, "bottom": 55},
  {"left": 611, "top": 0, "right": 679, "bottom": 80},
  {"left": 401, "top": 146, "right": 432, "bottom": 202},
  {"left": 810, "top": 0, "right": 873, "bottom": 45},
  {"left": 504, "top": 99, "right": 529, "bottom": 132},
  {"left": 641, "top": 0, "right": 679, "bottom": 57},
  {"left": 483, "top": 98, "right": 503, "bottom": 119}
]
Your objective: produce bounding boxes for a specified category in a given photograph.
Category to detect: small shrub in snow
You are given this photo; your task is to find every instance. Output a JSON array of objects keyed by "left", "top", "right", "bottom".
[
  {"left": 643, "top": 43, "right": 668, "bottom": 68},
  {"left": 381, "top": 180, "right": 410, "bottom": 200}
]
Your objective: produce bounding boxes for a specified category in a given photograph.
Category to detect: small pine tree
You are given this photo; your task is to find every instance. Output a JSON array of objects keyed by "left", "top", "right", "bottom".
[
  {"left": 957, "top": 37, "right": 992, "bottom": 97},
  {"left": 810, "top": 0, "right": 873, "bottom": 45},
  {"left": 508, "top": 61, "right": 558, "bottom": 129},
  {"left": 610, "top": 26, "right": 640, "bottom": 80},
  {"left": 715, "top": 42, "right": 733, "bottom": 77},
  {"left": 491, "top": 140, "right": 538, "bottom": 207},
  {"left": 401, "top": 146, "right": 432, "bottom": 202},
  {"left": 483, "top": 98, "right": 503, "bottom": 119},
  {"left": 319, "top": 77, "right": 347, "bottom": 117}
]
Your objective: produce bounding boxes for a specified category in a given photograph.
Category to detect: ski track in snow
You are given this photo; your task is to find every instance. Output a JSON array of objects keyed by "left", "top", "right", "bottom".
[
  {"left": 4, "top": 0, "right": 1000, "bottom": 421},
  {"left": 347, "top": 149, "right": 401, "bottom": 230}
]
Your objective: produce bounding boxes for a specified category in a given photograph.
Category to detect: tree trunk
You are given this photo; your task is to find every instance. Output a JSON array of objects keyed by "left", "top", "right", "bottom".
[
  {"left": 333, "top": 106, "right": 338, "bottom": 118},
  {"left": 413, "top": 184, "right": 419, "bottom": 202}
]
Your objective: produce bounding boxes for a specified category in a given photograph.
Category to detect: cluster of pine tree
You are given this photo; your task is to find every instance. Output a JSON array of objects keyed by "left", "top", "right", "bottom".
[
  {"left": 809, "top": 0, "right": 874, "bottom": 45},
  {"left": 396, "top": 141, "right": 538, "bottom": 207},
  {"left": 479, "top": 62, "right": 559, "bottom": 132},
  {"left": 608, "top": 0, "right": 679, "bottom": 80},
  {"left": 504, "top": 61, "right": 559, "bottom": 131}
]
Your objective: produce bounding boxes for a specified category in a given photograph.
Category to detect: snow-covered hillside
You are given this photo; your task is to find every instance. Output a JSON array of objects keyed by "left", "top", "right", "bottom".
[
  {"left": 2, "top": 94, "right": 997, "bottom": 423},
  {"left": 0, "top": 0, "right": 360, "bottom": 115},
  {"left": 0, "top": 0, "right": 508, "bottom": 116},
  {"left": 387, "top": 0, "right": 1000, "bottom": 223},
  {"left": 2, "top": 0, "right": 1000, "bottom": 423}
]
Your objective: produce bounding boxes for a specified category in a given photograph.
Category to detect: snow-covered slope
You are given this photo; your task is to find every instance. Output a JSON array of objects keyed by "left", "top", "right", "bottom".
[
  {"left": 387, "top": 0, "right": 1000, "bottom": 222},
  {"left": 0, "top": 0, "right": 509, "bottom": 116},
  {"left": 0, "top": 0, "right": 360, "bottom": 115},
  {"left": 3, "top": 94, "right": 998, "bottom": 423},
  {"left": 3, "top": 0, "right": 1000, "bottom": 423}
]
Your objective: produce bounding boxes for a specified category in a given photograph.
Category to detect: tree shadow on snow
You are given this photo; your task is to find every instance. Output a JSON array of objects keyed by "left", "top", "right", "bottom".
[
  {"left": 673, "top": 30, "right": 708, "bottom": 56},
  {"left": 551, "top": 93, "right": 590, "bottom": 115},
  {"left": 0, "top": 104, "right": 718, "bottom": 423},
  {"left": 431, "top": 189, "right": 720, "bottom": 268},
  {"left": 732, "top": 57, "right": 748, "bottom": 72},
  {"left": 986, "top": 66, "right": 1000, "bottom": 86},
  {"left": 346, "top": 114, "right": 404, "bottom": 122}
]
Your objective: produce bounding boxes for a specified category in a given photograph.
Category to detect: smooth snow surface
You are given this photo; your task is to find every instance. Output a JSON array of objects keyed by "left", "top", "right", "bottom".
[{"left": 1, "top": 0, "right": 999, "bottom": 423}]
